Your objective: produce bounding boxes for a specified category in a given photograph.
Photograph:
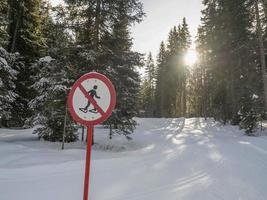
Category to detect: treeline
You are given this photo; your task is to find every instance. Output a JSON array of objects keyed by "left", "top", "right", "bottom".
[
  {"left": 139, "top": 18, "right": 191, "bottom": 118},
  {"left": 191, "top": 0, "right": 266, "bottom": 134},
  {"left": 0, "top": 0, "right": 145, "bottom": 141},
  {"left": 140, "top": 0, "right": 267, "bottom": 134}
]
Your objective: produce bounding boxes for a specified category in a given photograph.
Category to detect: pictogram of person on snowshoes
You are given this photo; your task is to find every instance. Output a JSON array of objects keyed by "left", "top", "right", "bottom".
[{"left": 79, "top": 85, "right": 100, "bottom": 113}]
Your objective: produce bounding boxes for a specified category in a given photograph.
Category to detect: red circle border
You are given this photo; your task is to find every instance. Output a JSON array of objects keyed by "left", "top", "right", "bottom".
[{"left": 68, "top": 72, "right": 116, "bottom": 126}]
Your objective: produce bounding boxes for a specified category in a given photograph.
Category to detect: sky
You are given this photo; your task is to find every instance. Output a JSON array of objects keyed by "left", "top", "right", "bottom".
[
  {"left": 131, "top": 0, "right": 203, "bottom": 58},
  {"left": 50, "top": 0, "right": 203, "bottom": 58}
]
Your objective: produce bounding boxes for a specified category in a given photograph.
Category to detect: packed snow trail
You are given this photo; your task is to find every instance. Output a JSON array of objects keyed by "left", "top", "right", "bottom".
[{"left": 0, "top": 118, "right": 267, "bottom": 200}]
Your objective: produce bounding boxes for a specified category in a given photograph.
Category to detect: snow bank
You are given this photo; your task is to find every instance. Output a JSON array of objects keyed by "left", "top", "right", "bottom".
[{"left": 1, "top": 118, "right": 267, "bottom": 200}]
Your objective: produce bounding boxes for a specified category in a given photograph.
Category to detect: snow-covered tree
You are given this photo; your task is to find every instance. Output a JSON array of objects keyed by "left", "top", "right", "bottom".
[
  {"left": 29, "top": 56, "right": 77, "bottom": 142},
  {"left": 102, "top": 1, "right": 143, "bottom": 139},
  {"left": 6, "top": 0, "right": 46, "bottom": 127},
  {"left": 0, "top": 0, "right": 9, "bottom": 47},
  {"left": 239, "top": 93, "right": 263, "bottom": 135},
  {"left": 196, "top": 0, "right": 256, "bottom": 125},
  {"left": 0, "top": 47, "right": 19, "bottom": 127}
]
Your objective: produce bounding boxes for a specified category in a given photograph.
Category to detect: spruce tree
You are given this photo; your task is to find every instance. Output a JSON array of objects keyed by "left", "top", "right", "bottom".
[
  {"left": 26, "top": 2, "right": 77, "bottom": 141},
  {"left": 56, "top": 0, "right": 144, "bottom": 139},
  {"left": 103, "top": 0, "right": 144, "bottom": 138},
  {"left": 142, "top": 52, "right": 156, "bottom": 117},
  {"left": 29, "top": 56, "right": 77, "bottom": 142},
  {"left": 0, "top": 47, "right": 20, "bottom": 127},
  {"left": 239, "top": 93, "right": 262, "bottom": 135},
  {"left": 6, "top": 0, "right": 45, "bottom": 127},
  {"left": 0, "top": 0, "right": 9, "bottom": 47},
  {"left": 164, "top": 27, "right": 179, "bottom": 116},
  {"left": 179, "top": 18, "right": 191, "bottom": 116},
  {"left": 187, "top": 64, "right": 205, "bottom": 117},
  {"left": 40, "top": 1, "right": 72, "bottom": 57},
  {"left": 155, "top": 41, "right": 167, "bottom": 117},
  {"left": 193, "top": 0, "right": 263, "bottom": 132},
  {"left": 7, "top": 0, "right": 44, "bottom": 58},
  {"left": 154, "top": 19, "right": 191, "bottom": 117}
]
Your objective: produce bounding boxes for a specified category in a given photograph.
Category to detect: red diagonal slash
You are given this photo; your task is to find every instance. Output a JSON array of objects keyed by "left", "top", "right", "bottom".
[{"left": 78, "top": 84, "right": 105, "bottom": 116}]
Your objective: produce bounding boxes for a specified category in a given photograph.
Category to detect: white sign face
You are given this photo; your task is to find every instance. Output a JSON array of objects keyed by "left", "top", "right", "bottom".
[{"left": 72, "top": 78, "right": 111, "bottom": 121}]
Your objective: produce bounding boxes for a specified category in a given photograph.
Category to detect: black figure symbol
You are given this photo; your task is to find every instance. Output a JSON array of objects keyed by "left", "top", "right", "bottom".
[{"left": 79, "top": 85, "right": 100, "bottom": 114}]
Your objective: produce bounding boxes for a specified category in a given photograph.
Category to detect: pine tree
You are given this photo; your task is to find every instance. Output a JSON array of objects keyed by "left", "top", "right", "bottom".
[
  {"left": 29, "top": 56, "right": 77, "bottom": 142},
  {"left": 7, "top": 0, "right": 44, "bottom": 58},
  {"left": 142, "top": 52, "right": 156, "bottom": 117},
  {"left": 0, "top": 47, "right": 20, "bottom": 127},
  {"left": 138, "top": 78, "right": 148, "bottom": 117},
  {"left": 255, "top": 0, "right": 267, "bottom": 114},
  {"left": 193, "top": 0, "right": 263, "bottom": 131},
  {"left": 163, "top": 27, "right": 179, "bottom": 116},
  {"left": 0, "top": 0, "right": 9, "bottom": 47},
  {"left": 187, "top": 64, "right": 205, "bottom": 117},
  {"left": 24, "top": 2, "right": 78, "bottom": 141},
  {"left": 6, "top": 0, "right": 45, "bottom": 127},
  {"left": 155, "top": 41, "right": 167, "bottom": 117},
  {"left": 57, "top": 0, "right": 144, "bottom": 139},
  {"left": 154, "top": 18, "right": 191, "bottom": 117},
  {"left": 239, "top": 93, "right": 262, "bottom": 135},
  {"left": 103, "top": 0, "right": 144, "bottom": 139},
  {"left": 179, "top": 18, "right": 191, "bottom": 116},
  {"left": 40, "top": 1, "right": 72, "bottom": 57}
]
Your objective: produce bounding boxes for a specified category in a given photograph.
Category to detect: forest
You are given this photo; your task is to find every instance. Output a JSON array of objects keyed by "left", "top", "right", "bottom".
[
  {"left": 140, "top": 0, "right": 267, "bottom": 135},
  {"left": 1, "top": 0, "right": 267, "bottom": 142}
]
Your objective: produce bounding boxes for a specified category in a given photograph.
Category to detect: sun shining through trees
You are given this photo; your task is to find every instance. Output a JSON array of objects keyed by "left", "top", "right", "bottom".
[{"left": 184, "top": 49, "right": 198, "bottom": 66}]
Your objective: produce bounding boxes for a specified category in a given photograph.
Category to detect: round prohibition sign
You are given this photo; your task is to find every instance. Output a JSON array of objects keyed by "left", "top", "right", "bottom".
[{"left": 68, "top": 72, "right": 116, "bottom": 126}]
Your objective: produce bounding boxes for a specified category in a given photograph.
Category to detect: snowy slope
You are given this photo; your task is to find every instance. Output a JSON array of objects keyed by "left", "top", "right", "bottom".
[{"left": 1, "top": 118, "right": 267, "bottom": 200}]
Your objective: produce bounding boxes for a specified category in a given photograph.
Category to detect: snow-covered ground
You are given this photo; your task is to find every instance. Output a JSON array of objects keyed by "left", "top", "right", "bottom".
[{"left": 1, "top": 118, "right": 267, "bottom": 200}]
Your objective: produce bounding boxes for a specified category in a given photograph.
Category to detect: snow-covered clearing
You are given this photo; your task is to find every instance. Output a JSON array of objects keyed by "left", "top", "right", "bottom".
[{"left": 1, "top": 118, "right": 267, "bottom": 200}]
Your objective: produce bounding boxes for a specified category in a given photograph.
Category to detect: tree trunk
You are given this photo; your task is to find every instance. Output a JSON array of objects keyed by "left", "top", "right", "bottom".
[
  {"left": 109, "top": 124, "right": 112, "bottom": 139},
  {"left": 81, "top": 126, "right": 84, "bottom": 142},
  {"left": 230, "top": 66, "right": 237, "bottom": 120},
  {"left": 62, "top": 102, "right": 68, "bottom": 150},
  {"left": 8, "top": 0, "right": 23, "bottom": 52},
  {"left": 255, "top": 0, "right": 267, "bottom": 114},
  {"left": 182, "top": 78, "right": 187, "bottom": 117},
  {"left": 202, "top": 67, "right": 207, "bottom": 119},
  {"left": 94, "top": 0, "right": 101, "bottom": 50}
]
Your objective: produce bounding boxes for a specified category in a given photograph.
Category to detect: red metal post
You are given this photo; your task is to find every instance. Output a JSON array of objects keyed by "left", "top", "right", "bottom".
[{"left": 83, "top": 126, "right": 93, "bottom": 200}]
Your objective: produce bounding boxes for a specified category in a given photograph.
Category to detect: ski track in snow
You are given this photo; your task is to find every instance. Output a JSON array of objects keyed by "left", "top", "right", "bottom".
[{"left": 0, "top": 118, "right": 267, "bottom": 200}]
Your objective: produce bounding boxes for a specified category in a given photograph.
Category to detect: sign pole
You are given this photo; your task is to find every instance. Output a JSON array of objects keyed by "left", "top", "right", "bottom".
[
  {"left": 68, "top": 72, "right": 116, "bottom": 200},
  {"left": 83, "top": 126, "right": 93, "bottom": 200}
]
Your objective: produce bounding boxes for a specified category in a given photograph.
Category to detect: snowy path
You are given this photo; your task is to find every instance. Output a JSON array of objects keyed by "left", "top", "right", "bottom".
[{"left": 0, "top": 118, "right": 267, "bottom": 200}]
